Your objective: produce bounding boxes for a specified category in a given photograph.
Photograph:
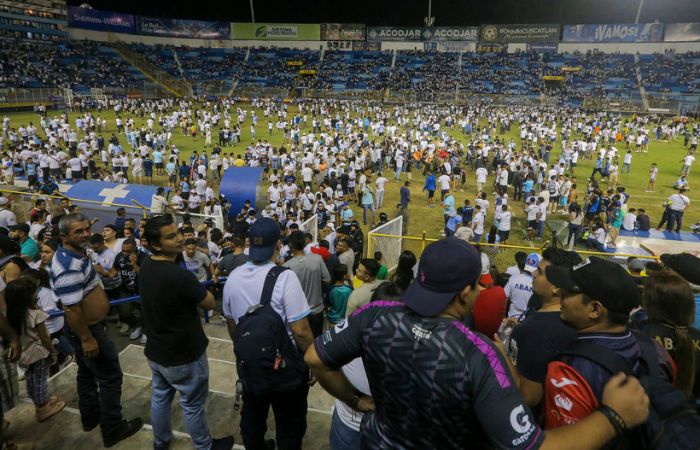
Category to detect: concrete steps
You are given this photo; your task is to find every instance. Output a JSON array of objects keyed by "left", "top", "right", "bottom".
[{"left": 6, "top": 320, "right": 334, "bottom": 449}]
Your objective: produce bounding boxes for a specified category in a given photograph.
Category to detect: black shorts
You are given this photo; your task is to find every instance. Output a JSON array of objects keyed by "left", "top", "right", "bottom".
[
  {"left": 527, "top": 220, "right": 537, "bottom": 229},
  {"left": 71, "top": 170, "right": 82, "bottom": 179},
  {"left": 428, "top": 190, "right": 435, "bottom": 198},
  {"left": 498, "top": 230, "right": 510, "bottom": 241},
  {"left": 155, "top": 162, "right": 164, "bottom": 169}
]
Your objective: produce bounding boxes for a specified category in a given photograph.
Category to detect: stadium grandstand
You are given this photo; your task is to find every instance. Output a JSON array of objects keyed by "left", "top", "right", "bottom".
[{"left": 0, "top": 0, "right": 700, "bottom": 449}]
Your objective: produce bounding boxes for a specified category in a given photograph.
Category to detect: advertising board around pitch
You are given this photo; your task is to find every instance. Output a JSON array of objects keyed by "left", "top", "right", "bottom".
[
  {"left": 231, "top": 23, "right": 321, "bottom": 41},
  {"left": 479, "top": 24, "right": 560, "bottom": 43},
  {"left": 562, "top": 23, "right": 665, "bottom": 43}
]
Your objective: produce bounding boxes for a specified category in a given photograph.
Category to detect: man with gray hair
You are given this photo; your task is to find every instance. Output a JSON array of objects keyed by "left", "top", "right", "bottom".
[{"left": 50, "top": 213, "right": 142, "bottom": 447}]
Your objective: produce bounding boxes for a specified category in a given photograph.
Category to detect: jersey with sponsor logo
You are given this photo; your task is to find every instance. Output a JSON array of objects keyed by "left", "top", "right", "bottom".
[
  {"left": 314, "top": 301, "right": 545, "bottom": 449},
  {"left": 544, "top": 331, "right": 675, "bottom": 429}
]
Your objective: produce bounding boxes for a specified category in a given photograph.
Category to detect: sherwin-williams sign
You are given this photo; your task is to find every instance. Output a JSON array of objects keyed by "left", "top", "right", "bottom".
[
  {"left": 232, "top": 23, "right": 321, "bottom": 40},
  {"left": 67, "top": 5, "right": 135, "bottom": 33}
]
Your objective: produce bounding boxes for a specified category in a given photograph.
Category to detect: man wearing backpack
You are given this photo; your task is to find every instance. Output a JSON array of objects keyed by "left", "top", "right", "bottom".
[
  {"left": 223, "top": 217, "right": 314, "bottom": 450},
  {"left": 543, "top": 257, "right": 700, "bottom": 448}
]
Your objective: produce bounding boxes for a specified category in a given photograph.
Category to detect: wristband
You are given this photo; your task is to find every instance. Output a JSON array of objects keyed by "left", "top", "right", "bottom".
[{"left": 597, "top": 404, "right": 626, "bottom": 437}]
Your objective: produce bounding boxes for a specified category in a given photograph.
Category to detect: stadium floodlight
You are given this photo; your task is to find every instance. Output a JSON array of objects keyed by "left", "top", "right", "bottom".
[
  {"left": 250, "top": 0, "right": 255, "bottom": 23},
  {"left": 635, "top": 0, "right": 644, "bottom": 23},
  {"left": 424, "top": 0, "right": 435, "bottom": 27}
]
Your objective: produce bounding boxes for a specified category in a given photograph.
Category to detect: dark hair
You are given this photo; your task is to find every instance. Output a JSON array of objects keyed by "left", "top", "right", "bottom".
[
  {"left": 359, "top": 258, "right": 380, "bottom": 278},
  {"left": 643, "top": 271, "right": 696, "bottom": 397},
  {"left": 370, "top": 281, "right": 402, "bottom": 302},
  {"left": 122, "top": 238, "right": 137, "bottom": 249},
  {"left": 318, "top": 239, "right": 329, "bottom": 249},
  {"left": 144, "top": 214, "right": 175, "bottom": 251},
  {"left": 89, "top": 234, "right": 104, "bottom": 245},
  {"left": 289, "top": 231, "right": 306, "bottom": 251},
  {"left": 374, "top": 251, "right": 383, "bottom": 262},
  {"left": 184, "top": 238, "right": 197, "bottom": 246},
  {"left": 4, "top": 278, "right": 37, "bottom": 335},
  {"left": 182, "top": 226, "right": 195, "bottom": 235},
  {"left": 210, "top": 228, "right": 223, "bottom": 243},
  {"left": 42, "top": 238, "right": 60, "bottom": 252},
  {"left": 515, "top": 251, "right": 527, "bottom": 270},
  {"left": 391, "top": 250, "right": 417, "bottom": 292},
  {"left": 541, "top": 247, "right": 583, "bottom": 268},
  {"left": 332, "top": 263, "right": 348, "bottom": 284}
]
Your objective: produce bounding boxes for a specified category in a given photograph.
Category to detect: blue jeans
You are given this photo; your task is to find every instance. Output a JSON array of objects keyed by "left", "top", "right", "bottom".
[
  {"left": 148, "top": 353, "right": 212, "bottom": 450},
  {"left": 362, "top": 204, "right": 375, "bottom": 226},
  {"left": 330, "top": 409, "right": 361, "bottom": 450}
]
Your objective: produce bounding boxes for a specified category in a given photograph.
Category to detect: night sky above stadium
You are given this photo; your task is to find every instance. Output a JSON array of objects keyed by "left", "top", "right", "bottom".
[{"left": 70, "top": 0, "right": 700, "bottom": 26}]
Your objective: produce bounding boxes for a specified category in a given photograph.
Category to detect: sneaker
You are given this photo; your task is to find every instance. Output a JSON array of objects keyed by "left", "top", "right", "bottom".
[
  {"left": 128, "top": 327, "right": 142, "bottom": 340},
  {"left": 140, "top": 334, "right": 147, "bottom": 345},
  {"left": 118, "top": 323, "right": 130, "bottom": 335},
  {"left": 211, "top": 436, "right": 235, "bottom": 450},
  {"left": 103, "top": 418, "right": 144, "bottom": 448}
]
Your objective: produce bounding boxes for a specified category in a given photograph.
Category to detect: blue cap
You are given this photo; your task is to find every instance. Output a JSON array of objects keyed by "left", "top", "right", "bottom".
[
  {"left": 403, "top": 238, "right": 482, "bottom": 317},
  {"left": 249, "top": 218, "right": 280, "bottom": 262},
  {"left": 524, "top": 253, "right": 541, "bottom": 273}
]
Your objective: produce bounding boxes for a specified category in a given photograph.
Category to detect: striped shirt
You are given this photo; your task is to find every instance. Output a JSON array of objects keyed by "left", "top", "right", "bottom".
[{"left": 50, "top": 246, "right": 99, "bottom": 307}]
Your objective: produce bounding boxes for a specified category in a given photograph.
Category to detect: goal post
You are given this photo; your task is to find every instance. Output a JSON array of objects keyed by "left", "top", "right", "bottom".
[
  {"left": 300, "top": 214, "right": 318, "bottom": 244},
  {"left": 367, "top": 216, "right": 404, "bottom": 271}
]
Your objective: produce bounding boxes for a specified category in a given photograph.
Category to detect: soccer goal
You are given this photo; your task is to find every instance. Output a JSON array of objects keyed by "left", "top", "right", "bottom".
[
  {"left": 368, "top": 216, "right": 404, "bottom": 271},
  {"left": 300, "top": 214, "right": 318, "bottom": 244}
]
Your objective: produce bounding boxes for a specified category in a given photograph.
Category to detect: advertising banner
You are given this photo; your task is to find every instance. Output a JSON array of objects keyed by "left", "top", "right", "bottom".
[
  {"left": 368, "top": 26, "right": 479, "bottom": 42},
  {"left": 479, "top": 24, "right": 560, "bottom": 42},
  {"left": 137, "top": 17, "right": 230, "bottom": 39},
  {"left": 476, "top": 42, "right": 507, "bottom": 53},
  {"left": 368, "top": 27, "right": 424, "bottom": 41},
  {"left": 321, "top": 24, "right": 366, "bottom": 41},
  {"left": 526, "top": 43, "right": 558, "bottom": 53},
  {"left": 67, "top": 5, "right": 135, "bottom": 33},
  {"left": 664, "top": 23, "right": 700, "bottom": 42},
  {"left": 424, "top": 41, "right": 474, "bottom": 52},
  {"left": 425, "top": 27, "right": 479, "bottom": 41},
  {"left": 326, "top": 41, "right": 353, "bottom": 50},
  {"left": 353, "top": 41, "right": 381, "bottom": 51},
  {"left": 562, "top": 23, "right": 664, "bottom": 43},
  {"left": 231, "top": 23, "right": 321, "bottom": 40}
]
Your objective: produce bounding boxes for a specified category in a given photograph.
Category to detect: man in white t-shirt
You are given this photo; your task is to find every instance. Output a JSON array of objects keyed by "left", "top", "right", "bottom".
[
  {"left": 437, "top": 173, "right": 451, "bottom": 201},
  {"left": 375, "top": 175, "right": 388, "bottom": 209},
  {"left": 475, "top": 167, "right": 488, "bottom": 192},
  {"left": 222, "top": 218, "right": 313, "bottom": 450},
  {"left": 267, "top": 180, "right": 281, "bottom": 206},
  {"left": 504, "top": 253, "right": 539, "bottom": 317},
  {"left": 666, "top": 188, "right": 691, "bottom": 233},
  {"left": 622, "top": 208, "right": 637, "bottom": 231},
  {"left": 681, "top": 152, "right": 695, "bottom": 176},
  {"left": 497, "top": 205, "right": 512, "bottom": 245},
  {"left": 471, "top": 205, "right": 485, "bottom": 242}
]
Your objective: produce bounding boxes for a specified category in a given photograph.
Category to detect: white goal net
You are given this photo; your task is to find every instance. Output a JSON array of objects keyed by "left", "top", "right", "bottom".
[
  {"left": 300, "top": 214, "right": 318, "bottom": 244},
  {"left": 368, "top": 216, "right": 403, "bottom": 271}
]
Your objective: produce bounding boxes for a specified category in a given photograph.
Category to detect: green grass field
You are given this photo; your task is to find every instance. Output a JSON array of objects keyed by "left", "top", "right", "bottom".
[{"left": 2, "top": 106, "right": 698, "bottom": 248}]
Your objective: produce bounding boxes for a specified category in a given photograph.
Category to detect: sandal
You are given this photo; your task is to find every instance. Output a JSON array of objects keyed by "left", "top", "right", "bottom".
[{"left": 35, "top": 399, "right": 66, "bottom": 422}]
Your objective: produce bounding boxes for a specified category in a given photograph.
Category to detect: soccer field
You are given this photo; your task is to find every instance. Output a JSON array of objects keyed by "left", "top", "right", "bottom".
[{"left": 2, "top": 106, "right": 698, "bottom": 247}]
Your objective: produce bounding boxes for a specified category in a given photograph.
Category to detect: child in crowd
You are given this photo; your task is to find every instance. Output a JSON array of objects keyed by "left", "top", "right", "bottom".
[{"left": 5, "top": 278, "right": 65, "bottom": 422}]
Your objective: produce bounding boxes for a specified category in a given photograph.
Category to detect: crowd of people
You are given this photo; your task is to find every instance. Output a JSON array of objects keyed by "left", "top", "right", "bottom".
[
  {"left": 0, "top": 94, "right": 699, "bottom": 449},
  {"left": 6, "top": 35, "right": 699, "bottom": 103}
]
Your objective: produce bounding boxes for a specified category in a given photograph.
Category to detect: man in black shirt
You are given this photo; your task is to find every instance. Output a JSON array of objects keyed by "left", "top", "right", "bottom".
[
  {"left": 113, "top": 238, "right": 143, "bottom": 341},
  {"left": 305, "top": 238, "right": 651, "bottom": 449},
  {"left": 140, "top": 214, "right": 234, "bottom": 450},
  {"left": 500, "top": 248, "right": 581, "bottom": 407}
]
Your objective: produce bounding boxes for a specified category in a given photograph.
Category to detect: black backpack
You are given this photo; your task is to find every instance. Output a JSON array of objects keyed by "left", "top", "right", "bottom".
[
  {"left": 559, "top": 331, "right": 700, "bottom": 450},
  {"left": 233, "top": 266, "right": 307, "bottom": 397}
]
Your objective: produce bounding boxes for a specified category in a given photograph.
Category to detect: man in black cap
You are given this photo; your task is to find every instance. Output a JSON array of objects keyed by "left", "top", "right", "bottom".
[
  {"left": 660, "top": 252, "right": 700, "bottom": 328},
  {"left": 223, "top": 218, "right": 314, "bottom": 450},
  {"left": 306, "top": 239, "right": 651, "bottom": 449},
  {"left": 543, "top": 256, "right": 674, "bottom": 429}
]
